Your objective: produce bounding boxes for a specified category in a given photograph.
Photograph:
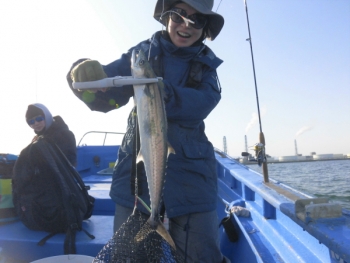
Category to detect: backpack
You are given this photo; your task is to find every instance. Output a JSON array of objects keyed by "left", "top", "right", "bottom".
[
  {"left": 12, "top": 136, "right": 95, "bottom": 254},
  {"left": 0, "top": 153, "right": 19, "bottom": 225}
]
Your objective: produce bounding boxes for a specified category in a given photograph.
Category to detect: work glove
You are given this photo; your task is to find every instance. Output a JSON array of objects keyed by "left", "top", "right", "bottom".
[
  {"left": 71, "top": 60, "right": 107, "bottom": 82},
  {"left": 71, "top": 60, "right": 108, "bottom": 92},
  {"left": 231, "top": 206, "right": 250, "bottom": 217}
]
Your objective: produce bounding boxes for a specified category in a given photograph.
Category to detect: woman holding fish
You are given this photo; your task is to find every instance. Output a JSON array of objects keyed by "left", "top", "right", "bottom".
[{"left": 67, "top": 0, "right": 228, "bottom": 262}]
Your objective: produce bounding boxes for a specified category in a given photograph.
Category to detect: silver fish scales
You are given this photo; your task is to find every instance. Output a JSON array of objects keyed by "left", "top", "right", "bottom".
[{"left": 131, "top": 49, "right": 175, "bottom": 249}]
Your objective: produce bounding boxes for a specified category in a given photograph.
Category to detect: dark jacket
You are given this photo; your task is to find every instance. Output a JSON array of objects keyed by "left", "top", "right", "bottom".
[
  {"left": 27, "top": 104, "right": 77, "bottom": 166},
  {"left": 42, "top": 116, "right": 77, "bottom": 167},
  {"left": 67, "top": 31, "right": 223, "bottom": 218}
]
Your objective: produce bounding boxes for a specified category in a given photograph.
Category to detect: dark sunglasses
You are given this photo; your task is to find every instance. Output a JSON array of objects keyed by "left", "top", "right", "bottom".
[
  {"left": 170, "top": 7, "right": 208, "bottom": 29},
  {"left": 27, "top": 116, "right": 44, "bottom": 125}
]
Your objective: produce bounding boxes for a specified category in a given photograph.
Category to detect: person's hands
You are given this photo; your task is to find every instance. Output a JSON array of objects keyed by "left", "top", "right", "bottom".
[{"left": 71, "top": 60, "right": 108, "bottom": 92}]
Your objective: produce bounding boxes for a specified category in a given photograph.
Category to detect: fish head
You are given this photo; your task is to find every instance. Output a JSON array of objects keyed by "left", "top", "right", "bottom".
[{"left": 131, "top": 49, "right": 156, "bottom": 78}]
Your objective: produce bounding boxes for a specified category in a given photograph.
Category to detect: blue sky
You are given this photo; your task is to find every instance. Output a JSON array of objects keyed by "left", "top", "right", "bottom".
[{"left": 1, "top": 0, "right": 349, "bottom": 158}]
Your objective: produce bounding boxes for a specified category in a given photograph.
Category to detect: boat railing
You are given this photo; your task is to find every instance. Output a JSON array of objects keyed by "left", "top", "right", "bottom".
[{"left": 77, "top": 131, "right": 125, "bottom": 147}]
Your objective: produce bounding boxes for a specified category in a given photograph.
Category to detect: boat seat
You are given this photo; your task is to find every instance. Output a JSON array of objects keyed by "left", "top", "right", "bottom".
[
  {"left": 86, "top": 182, "right": 115, "bottom": 216},
  {"left": 83, "top": 175, "right": 112, "bottom": 184},
  {"left": 0, "top": 215, "right": 114, "bottom": 262},
  {"left": 97, "top": 167, "right": 114, "bottom": 175}
]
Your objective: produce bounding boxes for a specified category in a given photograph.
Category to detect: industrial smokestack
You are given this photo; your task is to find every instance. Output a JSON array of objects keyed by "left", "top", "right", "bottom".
[
  {"left": 295, "top": 139, "right": 298, "bottom": 156},
  {"left": 245, "top": 135, "right": 248, "bottom": 152},
  {"left": 223, "top": 136, "right": 227, "bottom": 154}
]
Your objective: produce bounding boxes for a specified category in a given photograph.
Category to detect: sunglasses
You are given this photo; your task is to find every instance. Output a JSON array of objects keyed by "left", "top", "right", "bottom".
[
  {"left": 27, "top": 116, "right": 44, "bottom": 125},
  {"left": 170, "top": 7, "right": 208, "bottom": 29}
]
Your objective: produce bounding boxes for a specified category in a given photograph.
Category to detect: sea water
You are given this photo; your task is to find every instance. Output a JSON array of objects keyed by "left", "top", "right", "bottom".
[{"left": 248, "top": 159, "right": 350, "bottom": 210}]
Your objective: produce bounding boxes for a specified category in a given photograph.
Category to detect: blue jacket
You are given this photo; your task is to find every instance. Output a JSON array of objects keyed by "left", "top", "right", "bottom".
[{"left": 67, "top": 31, "right": 223, "bottom": 218}]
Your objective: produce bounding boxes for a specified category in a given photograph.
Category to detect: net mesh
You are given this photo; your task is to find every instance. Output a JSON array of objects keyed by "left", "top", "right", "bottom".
[{"left": 93, "top": 209, "right": 185, "bottom": 263}]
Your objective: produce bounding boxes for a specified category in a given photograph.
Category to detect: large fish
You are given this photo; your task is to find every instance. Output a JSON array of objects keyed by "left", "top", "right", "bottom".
[{"left": 131, "top": 49, "right": 175, "bottom": 249}]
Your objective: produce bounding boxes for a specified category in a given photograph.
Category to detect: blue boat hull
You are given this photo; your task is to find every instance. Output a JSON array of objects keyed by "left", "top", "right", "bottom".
[{"left": 1, "top": 141, "right": 349, "bottom": 263}]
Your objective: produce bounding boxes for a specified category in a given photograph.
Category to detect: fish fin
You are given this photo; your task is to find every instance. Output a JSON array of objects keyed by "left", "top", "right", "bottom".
[
  {"left": 136, "top": 150, "right": 144, "bottom": 164},
  {"left": 156, "top": 221, "right": 176, "bottom": 249},
  {"left": 134, "top": 219, "right": 176, "bottom": 250},
  {"left": 167, "top": 143, "right": 175, "bottom": 156}
]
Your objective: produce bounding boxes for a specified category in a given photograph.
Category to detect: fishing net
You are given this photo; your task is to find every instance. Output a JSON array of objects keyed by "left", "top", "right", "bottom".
[
  {"left": 92, "top": 100, "right": 184, "bottom": 262},
  {"left": 93, "top": 209, "right": 185, "bottom": 263}
]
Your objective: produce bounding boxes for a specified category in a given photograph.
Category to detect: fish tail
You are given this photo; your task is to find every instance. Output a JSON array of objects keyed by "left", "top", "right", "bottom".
[
  {"left": 134, "top": 218, "right": 176, "bottom": 250},
  {"left": 156, "top": 221, "right": 176, "bottom": 249}
]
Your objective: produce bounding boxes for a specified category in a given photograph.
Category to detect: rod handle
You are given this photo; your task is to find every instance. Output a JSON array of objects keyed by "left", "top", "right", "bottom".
[{"left": 259, "top": 132, "right": 269, "bottom": 183}]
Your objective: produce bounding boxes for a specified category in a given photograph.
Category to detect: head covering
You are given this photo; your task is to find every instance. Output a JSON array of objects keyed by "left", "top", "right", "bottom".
[
  {"left": 154, "top": 0, "right": 224, "bottom": 41},
  {"left": 26, "top": 105, "right": 44, "bottom": 120},
  {"left": 25, "top": 103, "right": 54, "bottom": 130}
]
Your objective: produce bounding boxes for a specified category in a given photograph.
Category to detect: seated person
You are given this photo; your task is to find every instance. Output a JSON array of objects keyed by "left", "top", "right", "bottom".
[{"left": 25, "top": 103, "right": 77, "bottom": 166}]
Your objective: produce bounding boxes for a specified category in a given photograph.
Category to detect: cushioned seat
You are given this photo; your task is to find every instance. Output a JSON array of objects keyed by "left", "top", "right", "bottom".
[
  {"left": 0, "top": 215, "right": 114, "bottom": 262},
  {"left": 86, "top": 182, "right": 115, "bottom": 216}
]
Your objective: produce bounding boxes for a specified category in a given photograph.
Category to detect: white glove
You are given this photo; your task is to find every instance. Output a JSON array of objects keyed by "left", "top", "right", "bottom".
[{"left": 231, "top": 206, "right": 250, "bottom": 217}]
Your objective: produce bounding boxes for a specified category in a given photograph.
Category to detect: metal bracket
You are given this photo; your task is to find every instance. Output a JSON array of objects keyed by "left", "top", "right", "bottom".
[
  {"left": 72, "top": 76, "right": 162, "bottom": 90},
  {"left": 295, "top": 198, "right": 342, "bottom": 223}
]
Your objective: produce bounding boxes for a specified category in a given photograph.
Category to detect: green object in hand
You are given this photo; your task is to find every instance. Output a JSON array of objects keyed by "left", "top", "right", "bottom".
[{"left": 71, "top": 60, "right": 107, "bottom": 82}]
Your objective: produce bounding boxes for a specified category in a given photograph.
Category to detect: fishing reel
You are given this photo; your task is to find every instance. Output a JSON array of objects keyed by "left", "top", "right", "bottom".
[
  {"left": 253, "top": 143, "right": 266, "bottom": 166},
  {"left": 241, "top": 142, "right": 267, "bottom": 166}
]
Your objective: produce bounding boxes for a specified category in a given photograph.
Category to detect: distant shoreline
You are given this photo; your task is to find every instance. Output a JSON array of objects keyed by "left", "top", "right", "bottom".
[{"left": 241, "top": 158, "right": 350, "bottom": 165}]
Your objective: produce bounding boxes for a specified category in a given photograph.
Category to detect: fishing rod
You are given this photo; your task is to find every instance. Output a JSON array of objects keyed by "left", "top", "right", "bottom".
[{"left": 244, "top": 0, "right": 269, "bottom": 183}]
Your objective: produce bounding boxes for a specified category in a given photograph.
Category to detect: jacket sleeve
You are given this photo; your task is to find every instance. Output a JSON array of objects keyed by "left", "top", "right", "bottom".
[
  {"left": 164, "top": 67, "right": 221, "bottom": 127},
  {"left": 66, "top": 54, "right": 134, "bottom": 113}
]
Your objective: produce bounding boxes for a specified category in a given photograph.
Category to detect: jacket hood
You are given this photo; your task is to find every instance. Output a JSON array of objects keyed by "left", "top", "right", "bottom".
[{"left": 26, "top": 103, "right": 54, "bottom": 130}]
